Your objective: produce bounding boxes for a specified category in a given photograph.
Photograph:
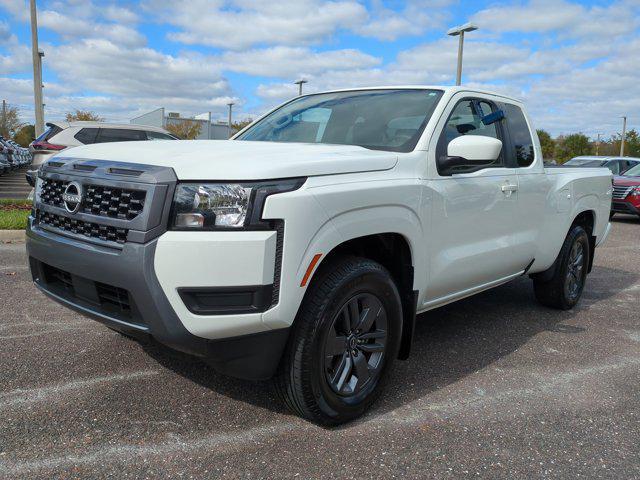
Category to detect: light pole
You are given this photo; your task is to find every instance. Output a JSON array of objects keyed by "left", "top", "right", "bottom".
[
  {"left": 595, "top": 132, "right": 603, "bottom": 156},
  {"left": 227, "top": 102, "right": 234, "bottom": 139},
  {"left": 447, "top": 22, "right": 478, "bottom": 86},
  {"left": 294, "top": 79, "right": 308, "bottom": 96},
  {"left": 30, "top": 0, "right": 45, "bottom": 137},
  {"left": 620, "top": 116, "right": 627, "bottom": 157}
]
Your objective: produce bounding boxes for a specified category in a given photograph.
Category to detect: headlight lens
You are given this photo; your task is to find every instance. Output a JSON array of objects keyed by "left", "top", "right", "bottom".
[
  {"left": 170, "top": 179, "right": 305, "bottom": 230},
  {"left": 172, "top": 183, "right": 251, "bottom": 229}
]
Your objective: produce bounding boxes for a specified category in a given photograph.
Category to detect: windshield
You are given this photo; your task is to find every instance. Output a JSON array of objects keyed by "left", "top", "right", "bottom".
[
  {"left": 565, "top": 158, "right": 606, "bottom": 167},
  {"left": 623, "top": 163, "right": 640, "bottom": 176},
  {"left": 237, "top": 89, "right": 443, "bottom": 152}
]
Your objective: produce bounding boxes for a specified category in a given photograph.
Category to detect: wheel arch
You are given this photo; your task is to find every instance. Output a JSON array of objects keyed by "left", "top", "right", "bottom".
[{"left": 300, "top": 231, "right": 418, "bottom": 361}]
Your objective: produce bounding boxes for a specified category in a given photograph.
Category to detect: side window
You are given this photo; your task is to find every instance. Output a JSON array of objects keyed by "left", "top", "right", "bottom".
[
  {"left": 146, "top": 131, "right": 177, "bottom": 141},
  {"left": 96, "top": 129, "right": 147, "bottom": 143},
  {"left": 503, "top": 104, "right": 535, "bottom": 167},
  {"left": 436, "top": 99, "right": 503, "bottom": 168},
  {"left": 73, "top": 128, "right": 99, "bottom": 145},
  {"left": 607, "top": 162, "right": 620, "bottom": 175}
]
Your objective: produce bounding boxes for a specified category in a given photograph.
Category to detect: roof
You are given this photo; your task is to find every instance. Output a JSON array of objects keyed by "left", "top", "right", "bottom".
[
  {"left": 571, "top": 156, "right": 640, "bottom": 162},
  {"left": 298, "top": 85, "right": 523, "bottom": 104},
  {"left": 47, "top": 121, "right": 170, "bottom": 133}
]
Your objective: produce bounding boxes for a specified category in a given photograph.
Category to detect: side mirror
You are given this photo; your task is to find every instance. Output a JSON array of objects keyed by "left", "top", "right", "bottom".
[
  {"left": 438, "top": 136, "right": 503, "bottom": 174},
  {"left": 25, "top": 169, "right": 37, "bottom": 188}
]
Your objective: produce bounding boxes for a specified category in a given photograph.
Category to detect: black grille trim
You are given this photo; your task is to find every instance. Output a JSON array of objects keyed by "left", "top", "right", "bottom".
[
  {"left": 38, "top": 210, "right": 129, "bottom": 245},
  {"left": 271, "top": 220, "right": 284, "bottom": 307}
]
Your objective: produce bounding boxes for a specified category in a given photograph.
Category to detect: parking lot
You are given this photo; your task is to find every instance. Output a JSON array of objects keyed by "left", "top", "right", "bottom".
[{"left": 0, "top": 217, "right": 638, "bottom": 479}]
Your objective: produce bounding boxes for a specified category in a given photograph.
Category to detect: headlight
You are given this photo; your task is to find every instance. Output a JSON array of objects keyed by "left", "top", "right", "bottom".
[{"left": 170, "top": 179, "right": 305, "bottom": 230}]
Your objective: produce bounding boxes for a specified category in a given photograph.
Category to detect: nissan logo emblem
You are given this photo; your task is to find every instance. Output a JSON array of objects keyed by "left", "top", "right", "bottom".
[{"left": 62, "top": 181, "right": 83, "bottom": 214}]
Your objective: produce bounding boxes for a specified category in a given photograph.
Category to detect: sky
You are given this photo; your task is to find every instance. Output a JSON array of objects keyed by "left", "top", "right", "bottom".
[{"left": 0, "top": 0, "right": 639, "bottom": 138}]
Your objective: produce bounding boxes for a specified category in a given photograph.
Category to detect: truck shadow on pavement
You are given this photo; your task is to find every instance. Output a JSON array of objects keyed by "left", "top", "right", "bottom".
[{"left": 140, "top": 265, "right": 637, "bottom": 424}]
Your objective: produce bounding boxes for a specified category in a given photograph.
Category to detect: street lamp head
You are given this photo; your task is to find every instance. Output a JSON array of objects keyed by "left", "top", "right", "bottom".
[
  {"left": 447, "top": 22, "right": 479, "bottom": 36},
  {"left": 294, "top": 79, "right": 308, "bottom": 85}
]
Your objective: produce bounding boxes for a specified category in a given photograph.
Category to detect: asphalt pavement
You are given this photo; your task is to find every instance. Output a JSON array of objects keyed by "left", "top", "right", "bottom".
[
  {"left": 1, "top": 216, "right": 639, "bottom": 479},
  {"left": 0, "top": 168, "right": 32, "bottom": 199}
]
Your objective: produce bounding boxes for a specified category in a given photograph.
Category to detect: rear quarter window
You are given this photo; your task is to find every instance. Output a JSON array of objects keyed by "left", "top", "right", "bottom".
[
  {"left": 73, "top": 128, "right": 99, "bottom": 145},
  {"left": 504, "top": 104, "right": 535, "bottom": 167},
  {"left": 96, "top": 129, "right": 147, "bottom": 143}
]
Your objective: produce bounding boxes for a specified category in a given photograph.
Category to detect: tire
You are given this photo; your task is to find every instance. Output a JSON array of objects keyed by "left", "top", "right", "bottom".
[
  {"left": 533, "top": 225, "right": 590, "bottom": 310},
  {"left": 275, "top": 256, "right": 402, "bottom": 426}
]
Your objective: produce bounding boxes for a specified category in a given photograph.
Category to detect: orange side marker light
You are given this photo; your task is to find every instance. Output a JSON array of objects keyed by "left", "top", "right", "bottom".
[{"left": 300, "top": 253, "right": 322, "bottom": 287}]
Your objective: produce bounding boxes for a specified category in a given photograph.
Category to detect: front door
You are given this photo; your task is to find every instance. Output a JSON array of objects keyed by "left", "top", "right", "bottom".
[{"left": 423, "top": 96, "right": 522, "bottom": 306}]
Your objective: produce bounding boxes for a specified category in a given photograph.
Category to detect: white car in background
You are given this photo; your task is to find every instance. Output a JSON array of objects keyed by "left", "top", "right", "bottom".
[{"left": 29, "top": 122, "right": 177, "bottom": 167}]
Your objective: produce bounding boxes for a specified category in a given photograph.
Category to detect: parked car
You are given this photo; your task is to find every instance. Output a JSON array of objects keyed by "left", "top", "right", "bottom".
[
  {"left": 29, "top": 121, "right": 178, "bottom": 167},
  {"left": 0, "top": 151, "right": 11, "bottom": 174},
  {"left": 27, "top": 86, "right": 613, "bottom": 425},
  {"left": 0, "top": 137, "right": 19, "bottom": 169},
  {"left": 0, "top": 136, "right": 33, "bottom": 168},
  {"left": 611, "top": 159, "right": 640, "bottom": 218},
  {"left": 564, "top": 156, "right": 640, "bottom": 175}
]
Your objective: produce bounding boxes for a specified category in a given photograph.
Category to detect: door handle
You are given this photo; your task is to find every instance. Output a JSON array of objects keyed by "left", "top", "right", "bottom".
[{"left": 501, "top": 184, "right": 518, "bottom": 193}]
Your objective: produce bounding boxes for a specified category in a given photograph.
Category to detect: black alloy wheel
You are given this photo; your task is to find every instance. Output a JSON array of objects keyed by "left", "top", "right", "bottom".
[{"left": 324, "top": 293, "right": 388, "bottom": 397}]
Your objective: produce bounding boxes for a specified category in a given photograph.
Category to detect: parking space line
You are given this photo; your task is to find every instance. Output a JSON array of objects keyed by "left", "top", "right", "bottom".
[
  {"left": 0, "top": 421, "right": 301, "bottom": 476},
  {"left": 0, "top": 370, "right": 160, "bottom": 409}
]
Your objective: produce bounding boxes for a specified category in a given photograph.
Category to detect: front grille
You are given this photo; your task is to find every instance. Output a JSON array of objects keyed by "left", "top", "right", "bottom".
[
  {"left": 43, "top": 263, "right": 74, "bottom": 294},
  {"left": 38, "top": 210, "right": 129, "bottom": 244},
  {"left": 96, "top": 282, "right": 132, "bottom": 318},
  {"left": 40, "top": 178, "right": 146, "bottom": 220},
  {"left": 40, "top": 178, "right": 66, "bottom": 207},
  {"left": 39, "top": 262, "right": 140, "bottom": 324},
  {"left": 613, "top": 185, "right": 633, "bottom": 200}
]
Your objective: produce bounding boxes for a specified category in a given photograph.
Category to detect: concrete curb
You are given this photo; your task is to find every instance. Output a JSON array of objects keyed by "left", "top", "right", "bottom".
[{"left": 0, "top": 230, "right": 26, "bottom": 243}]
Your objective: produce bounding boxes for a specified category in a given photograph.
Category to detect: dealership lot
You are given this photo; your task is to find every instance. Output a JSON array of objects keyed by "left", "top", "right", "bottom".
[{"left": 1, "top": 218, "right": 639, "bottom": 479}]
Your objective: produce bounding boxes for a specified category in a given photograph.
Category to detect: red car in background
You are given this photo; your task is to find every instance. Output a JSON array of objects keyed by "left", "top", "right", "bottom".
[{"left": 611, "top": 160, "right": 640, "bottom": 219}]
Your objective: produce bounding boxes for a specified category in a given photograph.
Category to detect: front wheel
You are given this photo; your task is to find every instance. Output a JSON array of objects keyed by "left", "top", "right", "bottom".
[
  {"left": 533, "top": 225, "right": 590, "bottom": 310},
  {"left": 275, "top": 256, "right": 402, "bottom": 425}
]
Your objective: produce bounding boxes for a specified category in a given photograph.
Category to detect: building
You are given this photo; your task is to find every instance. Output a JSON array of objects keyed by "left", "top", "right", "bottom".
[{"left": 130, "top": 108, "right": 230, "bottom": 140}]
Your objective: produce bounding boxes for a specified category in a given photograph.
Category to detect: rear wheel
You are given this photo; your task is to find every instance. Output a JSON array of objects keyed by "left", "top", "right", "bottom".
[
  {"left": 275, "top": 256, "right": 402, "bottom": 425},
  {"left": 533, "top": 225, "right": 590, "bottom": 310}
]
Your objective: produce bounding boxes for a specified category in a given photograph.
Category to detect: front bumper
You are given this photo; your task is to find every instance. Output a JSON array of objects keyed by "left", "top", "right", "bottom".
[
  {"left": 26, "top": 220, "right": 290, "bottom": 380},
  {"left": 611, "top": 199, "right": 640, "bottom": 216}
]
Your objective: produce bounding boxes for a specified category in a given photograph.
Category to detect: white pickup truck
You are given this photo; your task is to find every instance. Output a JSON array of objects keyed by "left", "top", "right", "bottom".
[{"left": 27, "top": 87, "right": 612, "bottom": 425}]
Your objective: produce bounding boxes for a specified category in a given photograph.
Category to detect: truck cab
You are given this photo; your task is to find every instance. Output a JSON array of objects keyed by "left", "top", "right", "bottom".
[{"left": 27, "top": 87, "right": 612, "bottom": 425}]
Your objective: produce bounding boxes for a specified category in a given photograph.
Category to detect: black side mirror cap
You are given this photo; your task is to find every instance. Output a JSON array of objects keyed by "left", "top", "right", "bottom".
[{"left": 437, "top": 155, "right": 468, "bottom": 175}]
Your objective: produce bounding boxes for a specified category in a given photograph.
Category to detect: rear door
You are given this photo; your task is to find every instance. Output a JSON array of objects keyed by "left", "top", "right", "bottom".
[
  {"left": 423, "top": 95, "right": 521, "bottom": 304},
  {"left": 503, "top": 102, "right": 548, "bottom": 265}
]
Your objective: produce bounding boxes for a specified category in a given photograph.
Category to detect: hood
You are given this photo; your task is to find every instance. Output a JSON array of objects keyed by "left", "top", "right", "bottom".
[
  {"left": 613, "top": 175, "right": 640, "bottom": 187},
  {"left": 56, "top": 140, "right": 398, "bottom": 180}
]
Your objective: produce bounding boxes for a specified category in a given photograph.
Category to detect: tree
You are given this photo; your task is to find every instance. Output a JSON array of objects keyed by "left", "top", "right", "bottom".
[
  {"left": 536, "top": 129, "right": 555, "bottom": 161},
  {"left": 13, "top": 124, "right": 35, "bottom": 147},
  {"left": 232, "top": 118, "right": 253, "bottom": 134},
  {"left": 0, "top": 104, "right": 22, "bottom": 138},
  {"left": 65, "top": 110, "right": 104, "bottom": 122},
  {"left": 554, "top": 133, "right": 593, "bottom": 164},
  {"left": 612, "top": 129, "right": 640, "bottom": 158},
  {"left": 165, "top": 120, "right": 202, "bottom": 140}
]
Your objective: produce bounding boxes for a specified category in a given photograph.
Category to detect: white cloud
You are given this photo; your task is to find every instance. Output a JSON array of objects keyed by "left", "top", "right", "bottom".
[
  {"left": 220, "top": 46, "right": 380, "bottom": 77},
  {"left": 472, "top": 0, "right": 639, "bottom": 39},
  {"left": 149, "top": 0, "right": 368, "bottom": 50},
  {"left": 356, "top": 0, "right": 452, "bottom": 41}
]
